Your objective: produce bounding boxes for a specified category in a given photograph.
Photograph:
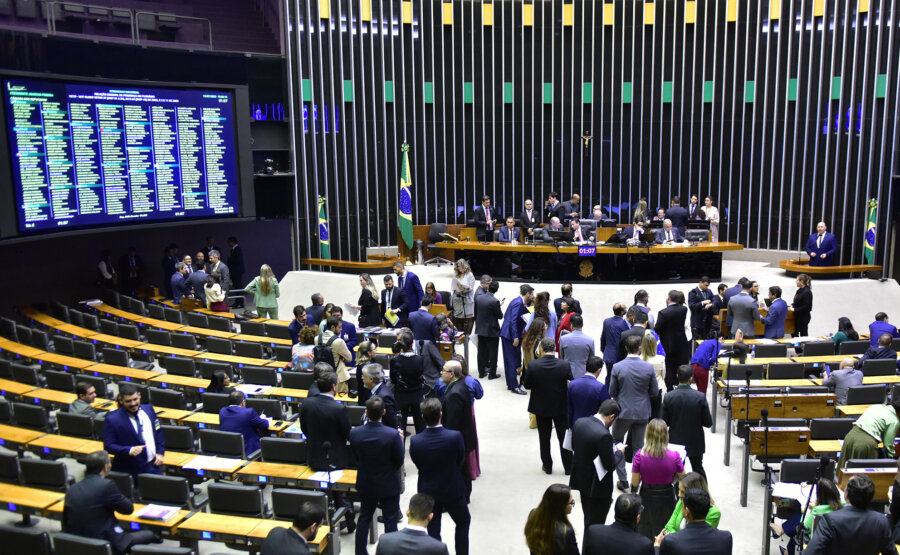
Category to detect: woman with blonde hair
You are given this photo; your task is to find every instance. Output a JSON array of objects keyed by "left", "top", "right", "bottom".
[
  {"left": 641, "top": 333, "right": 666, "bottom": 419},
  {"left": 700, "top": 196, "right": 720, "bottom": 242},
  {"left": 631, "top": 418, "right": 684, "bottom": 539},
  {"left": 524, "top": 483, "right": 579, "bottom": 555},
  {"left": 633, "top": 198, "right": 649, "bottom": 223},
  {"left": 351, "top": 273, "right": 381, "bottom": 328},
  {"left": 664, "top": 472, "right": 722, "bottom": 532},
  {"left": 245, "top": 264, "right": 280, "bottom": 319},
  {"left": 450, "top": 258, "right": 476, "bottom": 334}
]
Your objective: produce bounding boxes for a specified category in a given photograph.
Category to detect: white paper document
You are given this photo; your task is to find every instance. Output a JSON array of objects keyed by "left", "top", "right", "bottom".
[
  {"left": 771, "top": 481, "right": 812, "bottom": 502},
  {"left": 562, "top": 429, "right": 573, "bottom": 452},
  {"left": 343, "top": 302, "right": 359, "bottom": 317},
  {"left": 668, "top": 443, "right": 687, "bottom": 461},
  {"left": 236, "top": 384, "right": 271, "bottom": 396},
  {"left": 182, "top": 455, "right": 243, "bottom": 471},
  {"left": 307, "top": 470, "right": 344, "bottom": 483}
]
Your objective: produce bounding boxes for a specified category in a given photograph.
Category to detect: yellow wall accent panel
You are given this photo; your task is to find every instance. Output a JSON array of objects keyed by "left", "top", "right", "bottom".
[
  {"left": 859, "top": 0, "right": 870, "bottom": 13},
  {"left": 523, "top": 4, "right": 534, "bottom": 26},
  {"left": 483, "top": 3, "right": 493, "bottom": 26},
  {"left": 685, "top": 1, "right": 696, "bottom": 24},
  {"left": 814, "top": 0, "right": 825, "bottom": 17},
  {"left": 319, "top": 0, "right": 329, "bottom": 19},
  {"left": 644, "top": 2, "right": 655, "bottom": 25},
  {"left": 563, "top": 4, "right": 574, "bottom": 26},
  {"left": 360, "top": 0, "right": 371, "bottom": 22},
  {"left": 770, "top": 0, "right": 781, "bottom": 20},
  {"left": 402, "top": 1, "right": 412, "bottom": 23},
  {"left": 726, "top": 0, "right": 738, "bottom": 22},
  {"left": 603, "top": 3, "right": 614, "bottom": 25},
  {"left": 443, "top": 2, "right": 452, "bottom": 25}
]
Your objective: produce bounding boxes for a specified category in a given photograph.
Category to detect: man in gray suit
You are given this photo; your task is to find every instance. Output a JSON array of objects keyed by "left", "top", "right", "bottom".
[
  {"left": 609, "top": 334, "right": 659, "bottom": 492},
  {"left": 559, "top": 314, "right": 596, "bottom": 379},
  {"left": 726, "top": 280, "right": 760, "bottom": 338},
  {"left": 474, "top": 281, "right": 502, "bottom": 379},
  {"left": 376, "top": 493, "right": 450, "bottom": 555}
]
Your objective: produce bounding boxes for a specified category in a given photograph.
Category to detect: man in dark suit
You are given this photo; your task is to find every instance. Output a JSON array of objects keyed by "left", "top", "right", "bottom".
[
  {"left": 601, "top": 303, "right": 631, "bottom": 387},
  {"left": 553, "top": 283, "right": 583, "bottom": 320},
  {"left": 545, "top": 191, "right": 566, "bottom": 222},
  {"left": 524, "top": 338, "right": 574, "bottom": 475},
  {"left": 360, "top": 363, "right": 399, "bottom": 428},
  {"left": 617, "top": 307, "right": 647, "bottom": 362},
  {"left": 500, "top": 284, "right": 534, "bottom": 394},
  {"left": 381, "top": 275, "right": 409, "bottom": 329},
  {"left": 409, "top": 295, "right": 440, "bottom": 344},
  {"left": 441, "top": 360, "right": 476, "bottom": 495},
  {"left": 687, "top": 277, "right": 715, "bottom": 341},
  {"left": 857, "top": 333, "right": 898, "bottom": 369},
  {"left": 570, "top": 400, "right": 624, "bottom": 528},
  {"left": 261, "top": 501, "right": 325, "bottom": 555},
  {"left": 350, "top": 395, "right": 404, "bottom": 555},
  {"left": 170, "top": 262, "right": 189, "bottom": 304},
  {"left": 117, "top": 246, "right": 145, "bottom": 295},
  {"left": 656, "top": 488, "right": 733, "bottom": 554},
  {"left": 568, "top": 356, "right": 610, "bottom": 429},
  {"left": 289, "top": 305, "right": 308, "bottom": 345},
  {"left": 226, "top": 236, "right": 245, "bottom": 290},
  {"left": 393, "top": 260, "right": 424, "bottom": 316},
  {"left": 665, "top": 196, "right": 689, "bottom": 236},
  {"left": 661, "top": 365, "right": 712, "bottom": 478},
  {"left": 219, "top": 390, "right": 270, "bottom": 457},
  {"left": 472, "top": 194, "right": 498, "bottom": 241},
  {"left": 306, "top": 293, "right": 325, "bottom": 326},
  {"left": 655, "top": 290, "right": 690, "bottom": 390},
  {"left": 497, "top": 216, "right": 522, "bottom": 243},
  {"left": 804, "top": 220, "right": 839, "bottom": 267},
  {"left": 299, "top": 371, "right": 356, "bottom": 532},
  {"left": 760, "top": 285, "right": 788, "bottom": 339},
  {"left": 474, "top": 280, "right": 502, "bottom": 379},
  {"left": 804, "top": 474, "right": 896, "bottom": 555},
  {"left": 63, "top": 450, "right": 158, "bottom": 554},
  {"left": 583, "top": 493, "right": 654, "bottom": 555},
  {"left": 160, "top": 243, "right": 178, "bottom": 298},
  {"left": 654, "top": 219, "right": 684, "bottom": 244},
  {"left": 207, "top": 249, "right": 231, "bottom": 293},
  {"left": 868, "top": 312, "right": 900, "bottom": 348},
  {"left": 102, "top": 383, "right": 165, "bottom": 478},
  {"left": 560, "top": 193, "right": 582, "bottom": 224},
  {"left": 727, "top": 280, "right": 761, "bottom": 338},
  {"left": 375, "top": 493, "right": 450, "bottom": 555},
  {"left": 409, "top": 398, "right": 471, "bottom": 555},
  {"left": 519, "top": 199, "right": 541, "bottom": 241}
]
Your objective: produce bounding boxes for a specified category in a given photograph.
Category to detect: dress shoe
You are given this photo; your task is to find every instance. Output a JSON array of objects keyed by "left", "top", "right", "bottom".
[
  {"left": 616, "top": 480, "right": 628, "bottom": 492},
  {"left": 542, "top": 465, "right": 552, "bottom": 475},
  {"left": 478, "top": 372, "right": 487, "bottom": 378},
  {"left": 510, "top": 387, "right": 527, "bottom": 395},
  {"left": 487, "top": 374, "right": 500, "bottom": 380}
]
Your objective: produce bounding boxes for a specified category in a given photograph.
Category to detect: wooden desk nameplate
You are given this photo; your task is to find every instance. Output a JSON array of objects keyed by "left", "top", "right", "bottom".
[
  {"left": 749, "top": 427, "right": 811, "bottom": 456},
  {"left": 731, "top": 393, "right": 837, "bottom": 420}
]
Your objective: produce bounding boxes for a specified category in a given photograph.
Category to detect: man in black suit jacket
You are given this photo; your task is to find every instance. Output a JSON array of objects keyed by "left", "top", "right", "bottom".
[
  {"left": 375, "top": 493, "right": 450, "bottom": 555},
  {"left": 409, "top": 295, "right": 440, "bottom": 344},
  {"left": 261, "top": 501, "right": 325, "bottom": 555},
  {"left": 583, "top": 493, "right": 653, "bottom": 555},
  {"left": 656, "top": 488, "right": 733, "bottom": 554},
  {"left": 361, "top": 363, "right": 399, "bottom": 429},
  {"left": 63, "top": 451, "right": 158, "bottom": 555},
  {"left": 381, "top": 275, "right": 409, "bottom": 328},
  {"left": 307, "top": 293, "right": 325, "bottom": 326},
  {"left": 553, "top": 282, "right": 583, "bottom": 320},
  {"left": 618, "top": 307, "right": 647, "bottom": 362},
  {"left": 350, "top": 395, "right": 404, "bottom": 555},
  {"left": 441, "top": 360, "right": 476, "bottom": 496},
  {"left": 560, "top": 192, "right": 582, "bottom": 224},
  {"left": 524, "top": 338, "right": 574, "bottom": 475},
  {"left": 655, "top": 290, "right": 690, "bottom": 390},
  {"left": 662, "top": 365, "right": 712, "bottom": 478},
  {"left": 545, "top": 191, "right": 567, "bottom": 222},
  {"left": 570, "top": 400, "right": 624, "bottom": 528},
  {"left": 688, "top": 277, "right": 715, "bottom": 341},
  {"left": 474, "top": 281, "right": 502, "bottom": 379},
  {"left": 519, "top": 199, "right": 541, "bottom": 240},
  {"left": 804, "top": 474, "right": 896, "bottom": 555},
  {"left": 472, "top": 195, "right": 499, "bottom": 241},
  {"left": 665, "top": 196, "right": 689, "bottom": 235},
  {"left": 409, "top": 398, "right": 471, "bottom": 555}
]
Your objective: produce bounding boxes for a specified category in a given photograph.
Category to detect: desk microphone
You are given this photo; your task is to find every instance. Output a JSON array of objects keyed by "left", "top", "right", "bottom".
[{"left": 761, "top": 408, "right": 769, "bottom": 425}]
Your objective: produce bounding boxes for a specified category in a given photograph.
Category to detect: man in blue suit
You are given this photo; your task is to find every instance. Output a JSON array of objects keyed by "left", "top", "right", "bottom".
[
  {"left": 868, "top": 312, "right": 900, "bottom": 348},
  {"left": 567, "top": 356, "right": 610, "bottom": 428},
  {"left": 349, "top": 395, "right": 404, "bottom": 555},
  {"left": 219, "top": 390, "right": 270, "bottom": 457},
  {"left": 601, "top": 303, "right": 631, "bottom": 387},
  {"left": 760, "top": 285, "right": 788, "bottom": 339},
  {"left": 393, "top": 261, "right": 424, "bottom": 315},
  {"left": 375, "top": 494, "right": 450, "bottom": 555},
  {"left": 381, "top": 275, "right": 409, "bottom": 328},
  {"left": 804, "top": 221, "right": 838, "bottom": 266},
  {"left": 409, "top": 295, "right": 440, "bottom": 345},
  {"left": 170, "top": 262, "right": 189, "bottom": 304},
  {"left": 497, "top": 216, "right": 522, "bottom": 243},
  {"left": 330, "top": 306, "right": 358, "bottom": 362},
  {"left": 500, "top": 284, "right": 535, "bottom": 394},
  {"left": 102, "top": 383, "right": 165, "bottom": 478},
  {"left": 410, "top": 398, "right": 470, "bottom": 555}
]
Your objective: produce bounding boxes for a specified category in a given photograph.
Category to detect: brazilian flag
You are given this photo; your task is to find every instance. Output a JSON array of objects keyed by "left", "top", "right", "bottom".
[
  {"left": 317, "top": 196, "right": 330, "bottom": 259},
  {"left": 864, "top": 199, "right": 877, "bottom": 264},
  {"left": 398, "top": 142, "right": 413, "bottom": 249}
]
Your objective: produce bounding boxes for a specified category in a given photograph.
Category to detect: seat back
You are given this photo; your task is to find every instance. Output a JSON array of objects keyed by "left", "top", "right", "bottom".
[
  {"left": 118, "top": 324, "right": 141, "bottom": 341},
  {"left": 163, "top": 307, "right": 184, "bottom": 324},
  {"left": 52, "top": 533, "right": 113, "bottom": 555},
  {"left": 138, "top": 473, "right": 192, "bottom": 508},
  {"left": 12, "top": 363, "right": 42, "bottom": 386},
  {"left": 45, "top": 369, "right": 76, "bottom": 392},
  {"left": 130, "top": 546, "right": 195, "bottom": 555},
  {"left": 766, "top": 362, "right": 807, "bottom": 380},
  {"left": 205, "top": 337, "right": 233, "bottom": 355},
  {"left": 101, "top": 348, "right": 129, "bottom": 367},
  {"left": 51, "top": 302, "right": 70, "bottom": 322},
  {"left": 147, "top": 304, "right": 166, "bottom": 320},
  {"left": 145, "top": 329, "right": 172, "bottom": 346},
  {"left": 186, "top": 312, "right": 209, "bottom": 329},
  {"left": 148, "top": 387, "right": 187, "bottom": 410},
  {"left": 102, "top": 290, "right": 120, "bottom": 309},
  {"left": 0, "top": 401, "right": 10, "bottom": 423},
  {"left": 346, "top": 405, "right": 366, "bottom": 426},
  {"left": 246, "top": 398, "right": 283, "bottom": 421},
  {"left": 233, "top": 341, "right": 264, "bottom": 359},
  {"left": 207, "top": 317, "right": 233, "bottom": 333},
  {"left": 52, "top": 335, "right": 75, "bottom": 355},
  {"left": 844, "top": 458, "right": 898, "bottom": 469},
  {"left": 892, "top": 383, "right": 900, "bottom": 402},
  {"left": 241, "top": 366, "right": 277, "bottom": 386},
  {"left": 726, "top": 364, "right": 765, "bottom": 380},
  {"left": 274, "top": 345, "right": 292, "bottom": 362},
  {"left": 0, "top": 524, "right": 52, "bottom": 555},
  {"left": 198, "top": 361, "right": 233, "bottom": 380},
  {"left": 161, "top": 425, "right": 195, "bottom": 453},
  {"left": 99, "top": 319, "right": 118, "bottom": 336},
  {"left": 207, "top": 482, "right": 265, "bottom": 517},
  {"left": 30, "top": 329, "right": 50, "bottom": 350},
  {"left": 260, "top": 437, "right": 307, "bottom": 464},
  {"left": 107, "top": 471, "right": 134, "bottom": 499},
  {"left": 801, "top": 342, "right": 835, "bottom": 357},
  {"left": 780, "top": 458, "right": 835, "bottom": 483},
  {"left": 170, "top": 333, "right": 198, "bottom": 351},
  {"left": 239, "top": 321, "right": 266, "bottom": 336},
  {"left": 427, "top": 222, "right": 448, "bottom": 243},
  {"left": 13, "top": 402, "right": 49, "bottom": 431},
  {"left": 57, "top": 412, "right": 95, "bottom": 438},
  {"left": 67, "top": 310, "right": 83, "bottom": 327},
  {"left": 81, "top": 313, "right": 100, "bottom": 331},
  {"left": 862, "top": 358, "right": 898, "bottom": 376},
  {"left": 14, "top": 324, "right": 31, "bottom": 344},
  {"left": 80, "top": 374, "right": 110, "bottom": 398},
  {"left": 0, "top": 316, "right": 18, "bottom": 338},
  {"left": 846, "top": 385, "right": 887, "bottom": 405},
  {"left": 271, "top": 488, "right": 327, "bottom": 520},
  {"left": 839, "top": 340, "right": 871, "bottom": 355},
  {"left": 265, "top": 323, "right": 291, "bottom": 340},
  {"left": 0, "top": 359, "right": 11, "bottom": 379},
  {"left": 19, "top": 459, "right": 69, "bottom": 491},
  {"left": 0, "top": 452, "right": 20, "bottom": 483},
  {"left": 809, "top": 417, "right": 855, "bottom": 440},
  {"left": 201, "top": 392, "right": 231, "bottom": 414},
  {"left": 199, "top": 429, "right": 246, "bottom": 458},
  {"left": 281, "top": 371, "right": 315, "bottom": 390},
  {"left": 73, "top": 340, "right": 98, "bottom": 361},
  {"left": 165, "top": 356, "right": 197, "bottom": 377}
]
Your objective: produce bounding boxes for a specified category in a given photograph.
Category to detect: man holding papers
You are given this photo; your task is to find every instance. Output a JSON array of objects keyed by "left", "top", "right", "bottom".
[
  {"left": 569, "top": 400, "right": 625, "bottom": 529},
  {"left": 381, "top": 274, "right": 408, "bottom": 328}
]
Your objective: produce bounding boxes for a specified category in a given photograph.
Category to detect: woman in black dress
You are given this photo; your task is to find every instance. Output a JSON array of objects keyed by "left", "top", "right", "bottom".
[
  {"left": 352, "top": 273, "right": 381, "bottom": 328},
  {"left": 390, "top": 333, "right": 425, "bottom": 434},
  {"left": 792, "top": 273, "right": 813, "bottom": 336}
]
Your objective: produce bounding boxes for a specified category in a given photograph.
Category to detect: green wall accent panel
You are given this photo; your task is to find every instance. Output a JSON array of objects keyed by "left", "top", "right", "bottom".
[
  {"left": 543, "top": 83, "right": 553, "bottom": 104},
  {"left": 831, "top": 76, "right": 842, "bottom": 100},
  {"left": 423, "top": 82, "right": 434, "bottom": 103},
  {"left": 875, "top": 74, "right": 888, "bottom": 98},
  {"left": 384, "top": 80, "right": 394, "bottom": 102},
  {"left": 623, "top": 82, "right": 633, "bottom": 103},
  {"left": 301, "top": 79, "right": 312, "bottom": 101},
  {"left": 463, "top": 82, "right": 474, "bottom": 103},
  {"left": 343, "top": 80, "right": 354, "bottom": 102},
  {"left": 787, "top": 78, "right": 799, "bottom": 101},
  {"left": 703, "top": 81, "right": 714, "bottom": 103},
  {"left": 582, "top": 82, "right": 593, "bottom": 104},
  {"left": 662, "top": 81, "right": 673, "bottom": 103},
  {"left": 503, "top": 82, "right": 514, "bottom": 104},
  {"left": 744, "top": 81, "right": 755, "bottom": 103}
]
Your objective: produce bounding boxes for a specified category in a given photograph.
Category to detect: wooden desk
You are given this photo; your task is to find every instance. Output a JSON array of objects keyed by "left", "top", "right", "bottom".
[
  {"left": 716, "top": 379, "right": 815, "bottom": 392},
  {"left": 44, "top": 501, "right": 190, "bottom": 535},
  {"left": 298, "top": 467, "right": 358, "bottom": 492},
  {"left": 34, "top": 352, "right": 94, "bottom": 370},
  {"left": 137, "top": 318, "right": 184, "bottom": 331},
  {"left": 91, "top": 398, "right": 117, "bottom": 412},
  {"left": 0, "top": 377, "right": 39, "bottom": 399},
  {"left": 0, "top": 483, "right": 64, "bottom": 516},
  {"left": 248, "top": 520, "right": 329, "bottom": 552},
  {"left": 135, "top": 343, "right": 201, "bottom": 358},
  {"left": 0, "top": 423, "right": 45, "bottom": 450},
  {"left": 837, "top": 404, "right": 873, "bottom": 416},
  {"left": 162, "top": 451, "right": 197, "bottom": 469},
  {"left": 792, "top": 355, "right": 853, "bottom": 364},
  {"left": 811, "top": 376, "right": 900, "bottom": 386},
  {"left": 262, "top": 387, "right": 308, "bottom": 404},
  {"left": 232, "top": 334, "right": 291, "bottom": 346},
  {"left": 155, "top": 408, "right": 196, "bottom": 424},
  {"left": 198, "top": 352, "right": 275, "bottom": 367},
  {"left": 176, "top": 325, "right": 236, "bottom": 339},
  {"left": 94, "top": 303, "right": 143, "bottom": 322},
  {"left": 749, "top": 427, "right": 811, "bottom": 456},
  {"left": 56, "top": 323, "right": 99, "bottom": 339},
  {"left": 731, "top": 393, "right": 837, "bottom": 420},
  {"left": 175, "top": 512, "right": 261, "bottom": 543},
  {"left": 26, "top": 434, "right": 104, "bottom": 458},
  {"left": 149, "top": 374, "right": 208, "bottom": 393},
  {"left": 234, "top": 461, "right": 310, "bottom": 486},
  {"left": 83, "top": 362, "right": 162, "bottom": 384},
  {"left": 0, "top": 340, "right": 45, "bottom": 359},
  {"left": 838, "top": 468, "right": 895, "bottom": 503},
  {"left": 22, "top": 388, "right": 79, "bottom": 408},
  {"left": 182, "top": 412, "right": 290, "bottom": 434},
  {"left": 89, "top": 334, "right": 144, "bottom": 349},
  {"left": 196, "top": 308, "right": 236, "bottom": 319},
  {"left": 808, "top": 439, "right": 849, "bottom": 458}
]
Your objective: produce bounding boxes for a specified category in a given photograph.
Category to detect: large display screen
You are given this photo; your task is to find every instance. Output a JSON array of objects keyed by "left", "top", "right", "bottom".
[{"left": 3, "top": 77, "right": 240, "bottom": 232}]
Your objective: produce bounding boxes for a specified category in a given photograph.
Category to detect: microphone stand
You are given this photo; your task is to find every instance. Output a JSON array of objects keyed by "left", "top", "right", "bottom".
[
  {"left": 795, "top": 458, "right": 827, "bottom": 555},
  {"left": 721, "top": 346, "right": 738, "bottom": 465},
  {"left": 322, "top": 443, "right": 336, "bottom": 532},
  {"left": 759, "top": 407, "right": 775, "bottom": 555}
]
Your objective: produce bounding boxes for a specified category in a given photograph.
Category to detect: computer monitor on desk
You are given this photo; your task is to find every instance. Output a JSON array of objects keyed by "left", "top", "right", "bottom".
[{"left": 545, "top": 229, "right": 573, "bottom": 243}]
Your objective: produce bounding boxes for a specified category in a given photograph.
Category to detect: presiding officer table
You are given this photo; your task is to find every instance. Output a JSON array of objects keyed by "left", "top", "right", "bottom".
[{"left": 435, "top": 240, "right": 744, "bottom": 282}]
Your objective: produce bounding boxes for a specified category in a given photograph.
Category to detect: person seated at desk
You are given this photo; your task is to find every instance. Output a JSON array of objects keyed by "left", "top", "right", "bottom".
[
  {"left": 220, "top": 390, "right": 270, "bottom": 457},
  {"left": 64, "top": 450, "right": 160, "bottom": 555},
  {"left": 856, "top": 333, "right": 898, "bottom": 370},
  {"left": 839, "top": 400, "right": 900, "bottom": 469},
  {"left": 822, "top": 357, "right": 862, "bottom": 406},
  {"left": 206, "top": 370, "right": 235, "bottom": 394},
  {"left": 770, "top": 478, "right": 843, "bottom": 555},
  {"left": 261, "top": 501, "right": 326, "bottom": 555},
  {"left": 623, "top": 218, "right": 648, "bottom": 242},
  {"left": 71, "top": 381, "right": 97, "bottom": 416},
  {"left": 498, "top": 216, "right": 522, "bottom": 244},
  {"left": 540, "top": 217, "right": 572, "bottom": 242},
  {"left": 805, "top": 474, "right": 896, "bottom": 555},
  {"left": 652, "top": 208, "right": 667, "bottom": 222},
  {"left": 654, "top": 219, "right": 684, "bottom": 244},
  {"left": 570, "top": 218, "right": 594, "bottom": 243}
]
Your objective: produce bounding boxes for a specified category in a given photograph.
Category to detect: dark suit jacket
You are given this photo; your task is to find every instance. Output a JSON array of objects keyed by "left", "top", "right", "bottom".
[
  {"left": 546, "top": 201, "right": 566, "bottom": 223},
  {"left": 409, "top": 426, "right": 467, "bottom": 504},
  {"left": 408, "top": 310, "right": 440, "bottom": 342},
  {"left": 560, "top": 200, "right": 581, "bottom": 223},
  {"left": 472, "top": 205, "right": 499, "bottom": 241},
  {"left": 688, "top": 286, "right": 715, "bottom": 332},
  {"left": 474, "top": 292, "right": 502, "bottom": 337},
  {"left": 219, "top": 405, "right": 269, "bottom": 456},
  {"left": 804, "top": 505, "right": 897, "bottom": 555},
  {"left": 381, "top": 287, "right": 409, "bottom": 326},
  {"left": 760, "top": 298, "right": 788, "bottom": 339},
  {"left": 655, "top": 304, "right": 690, "bottom": 364},
  {"left": 661, "top": 385, "right": 712, "bottom": 456},
  {"left": 349, "top": 421, "right": 404, "bottom": 499},
  {"left": 722, "top": 284, "right": 742, "bottom": 309},
  {"left": 553, "top": 297, "right": 583, "bottom": 321},
  {"left": 524, "top": 355, "right": 573, "bottom": 417},
  {"left": 569, "top": 416, "right": 622, "bottom": 499},
  {"left": 617, "top": 324, "right": 646, "bottom": 362},
  {"left": 659, "top": 521, "right": 733, "bottom": 555},
  {"left": 498, "top": 226, "right": 521, "bottom": 243},
  {"left": 227, "top": 244, "right": 245, "bottom": 279},
  {"left": 805, "top": 231, "right": 839, "bottom": 267},
  {"left": 442, "top": 378, "right": 476, "bottom": 452},
  {"left": 665, "top": 205, "right": 689, "bottom": 233},
  {"left": 519, "top": 209, "right": 541, "bottom": 232},
  {"left": 567, "top": 374, "right": 610, "bottom": 428},
  {"left": 170, "top": 272, "right": 188, "bottom": 302},
  {"left": 375, "top": 527, "right": 450, "bottom": 555},
  {"left": 398, "top": 271, "right": 424, "bottom": 313},
  {"left": 306, "top": 304, "right": 325, "bottom": 326},
  {"left": 654, "top": 227, "right": 685, "bottom": 243},
  {"left": 261, "top": 526, "right": 311, "bottom": 555},
  {"left": 601, "top": 316, "right": 630, "bottom": 365},
  {"left": 370, "top": 381, "right": 399, "bottom": 429},
  {"left": 500, "top": 296, "right": 529, "bottom": 341},
  {"left": 869, "top": 320, "right": 900, "bottom": 347},
  {"left": 103, "top": 405, "right": 166, "bottom": 477},
  {"left": 63, "top": 474, "right": 134, "bottom": 551},
  {"left": 583, "top": 521, "right": 654, "bottom": 555},
  {"left": 299, "top": 394, "right": 352, "bottom": 470}
]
